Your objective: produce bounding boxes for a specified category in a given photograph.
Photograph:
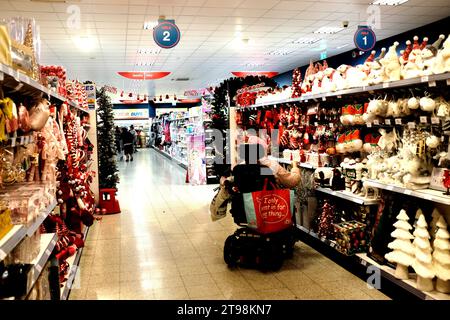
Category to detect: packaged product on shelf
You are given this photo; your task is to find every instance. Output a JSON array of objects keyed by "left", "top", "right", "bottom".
[
  {"left": 8, "top": 229, "right": 41, "bottom": 264},
  {"left": 334, "top": 220, "right": 369, "bottom": 255},
  {"left": 0, "top": 202, "right": 13, "bottom": 240}
]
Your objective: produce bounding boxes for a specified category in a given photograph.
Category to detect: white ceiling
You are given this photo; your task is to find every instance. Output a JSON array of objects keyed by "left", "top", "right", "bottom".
[{"left": 1, "top": 0, "right": 449, "bottom": 97}]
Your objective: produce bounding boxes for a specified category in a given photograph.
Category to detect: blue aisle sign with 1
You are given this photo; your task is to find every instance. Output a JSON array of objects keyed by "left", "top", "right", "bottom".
[
  {"left": 153, "top": 20, "right": 181, "bottom": 49},
  {"left": 354, "top": 26, "right": 376, "bottom": 52}
]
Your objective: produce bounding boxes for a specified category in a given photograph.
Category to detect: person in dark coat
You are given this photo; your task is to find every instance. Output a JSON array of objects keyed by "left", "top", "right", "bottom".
[
  {"left": 121, "top": 127, "right": 134, "bottom": 161},
  {"left": 115, "top": 126, "right": 123, "bottom": 161}
]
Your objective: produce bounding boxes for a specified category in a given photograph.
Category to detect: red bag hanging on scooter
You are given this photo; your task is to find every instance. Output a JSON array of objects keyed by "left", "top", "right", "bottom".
[{"left": 243, "top": 179, "right": 295, "bottom": 234}]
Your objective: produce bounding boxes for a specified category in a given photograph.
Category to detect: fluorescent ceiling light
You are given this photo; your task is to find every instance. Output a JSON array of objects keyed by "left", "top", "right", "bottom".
[
  {"left": 266, "top": 49, "right": 293, "bottom": 56},
  {"left": 292, "top": 37, "right": 321, "bottom": 44},
  {"left": 244, "top": 63, "right": 265, "bottom": 67},
  {"left": 143, "top": 21, "right": 158, "bottom": 30},
  {"left": 336, "top": 44, "right": 350, "bottom": 49},
  {"left": 72, "top": 35, "right": 97, "bottom": 52},
  {"left": 313, "top": 26, "right": 344, "bottom": 34},
  {"left": 137, "top": 48, "right": 161, "bottom": 55},
  {"left": 371, "top": 0, "right": 408, "bottom": 5}
]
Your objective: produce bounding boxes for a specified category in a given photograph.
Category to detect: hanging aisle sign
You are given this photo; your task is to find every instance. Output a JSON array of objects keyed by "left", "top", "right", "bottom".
[
  {"left": 354, "top": 25, "right": 376, "bottom": 52},
  {"left": 84, "top": 83, "right": 96, "bottom": 109},
  {"left": 153, "top": 20, "right": 181, "bottom": 49}
]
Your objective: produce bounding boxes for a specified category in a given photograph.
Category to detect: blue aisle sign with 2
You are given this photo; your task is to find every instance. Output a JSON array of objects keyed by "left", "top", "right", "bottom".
[
  {"left": 153, "top": 21, "right": 181, "bottom": 49},
  {"left": 354, "top": 26, "right": 376, "bottom": 52}
]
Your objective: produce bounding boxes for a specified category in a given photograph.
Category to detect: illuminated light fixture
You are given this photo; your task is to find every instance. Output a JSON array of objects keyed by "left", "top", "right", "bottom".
[
  {"left": 265, "top": 49, "right": 293, "bottom": 56},
  {"left": 292, "top": 37, "right": 321, "bottom": 44},
  {"left": 231, "top": 71, "right": 279, "bottom": 78},
  {"left": 143, "top": 21, "right": 158, "bottom": 30},
  {"left": 371, "top": 0, "right": 408, "bottom": 5},
  {"left": 336, "top": 44, "right": 350, "bottom": 49},
  {"left": 117, "top": 71, "right": 171, "bottom": 80},
  {"left": 137, "top": 48, "right": 161, "bottom": 55},
  {"left": 313, "top": 26, "right": 344, "bottom": 34},
  {"left": 72, "top": 35, "right": 97, "bottom": 52}
]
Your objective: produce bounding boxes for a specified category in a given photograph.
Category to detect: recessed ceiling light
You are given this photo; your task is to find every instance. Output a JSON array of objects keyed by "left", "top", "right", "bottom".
[
  {"left": 244, "top": 63, "right": 265, "bottom": 67},
  {"left": 143, "top": 21, "right": 158, "bottom": 30},
  {"left": 137, "top": 48, "right": 161, "bottom": 55},
  {"left": 313, "top": 26, "right": 344, "bottom": 34},
  {"left": 292, "top": 37, "right": 321, "bottom": 44},
  {"left": 371, "top": 0, "right": 408, "bottom": 5},
  {"left": 266, "top": 49, "right": 293, "bottom": 56},
  {"left": 72, "top": 35, "right": 97, "bottom": 52}
]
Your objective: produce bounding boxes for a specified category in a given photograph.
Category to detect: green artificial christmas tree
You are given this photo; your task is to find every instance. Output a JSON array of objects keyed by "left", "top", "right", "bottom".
[{"left": 96, "top": 86, "right": 119, "bottom": 189}]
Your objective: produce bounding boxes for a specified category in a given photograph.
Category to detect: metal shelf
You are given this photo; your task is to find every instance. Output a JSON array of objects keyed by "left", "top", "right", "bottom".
[
  {"left": 0, "top": 225, "right": 27, "bottom": 261},
  {"left": 356, "top": 253, "right": 450, "bottom": 301},
  {"left": 237, "top": 72, "right": 450, "bottom": 110},
  {"left": 0, "top": 63, "right": 89, "bottom": 113},
  {"left": 297, "top": 224, "right": 450, "bottom": 300},
  {"left": 364, "top": 179, "right": 450, "bottom": 206},
  {"left": 25, "top": 233, "right": 57, "bottom": 297},
  {"left": 316, "top": 187, "right": 379, "bottom": 205},
  {"left": 0, "top": 198, "right": 56, "bottom": 261},
  {"left": 268, "top": 156, "right": 316, "bottom": 169},
  {"left": 27, "top": 199, "right": 57, "bottom": 237},
  {"left": 61, "top": 226, "right": 89, "bottom": 300}
]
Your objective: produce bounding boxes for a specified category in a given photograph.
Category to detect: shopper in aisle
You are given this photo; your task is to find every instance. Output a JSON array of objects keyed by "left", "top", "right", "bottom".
[
  {"left": 115, "top": 126, "right": 123, "bottom": 161},
  {"left": 121, "top": 127, "right": 134, "bottom": 162},
  {"left": 130, "top": 125, "right": 138, "bottom": 153}
]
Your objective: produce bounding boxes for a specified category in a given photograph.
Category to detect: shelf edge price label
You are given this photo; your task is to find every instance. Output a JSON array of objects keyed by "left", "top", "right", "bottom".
[
  {"left": 322, "top": 97, "right": 326, "bottom": 101},
  {"left": 20, "top": 136, "right": 25, "bottom": 145},
  {"left": 383, "top": 82, "right": 390, "bottom": 88},
  {"left": 420, "top": 116, "right": 427, "bottom": 124},
  {"left": 395, "top": 118, "right": 402, "bottom": 125},
  {"left": 431, "top": 117, "right": 440, "bottom": 124},
  {"left": 11, "top": 137, "right": 16, "bottom": 147},
  {"left": 425, "top": 195, "right": 433, "bottom": 201},
  {"left": 45, "top": 249, "right": 51, "bottom": 256},
  {"left": 428, "top": 81, "right": 436, "bottom": 87},
  {"left": 385, "top": 119, "right": 391, "bottom": 125},
  {"left": 36, "top": 264, "right": 42, "bottom": 273},
  {"left": 421, "top": 76, "right": 429, "bottom": 82},
  {"left": 361, "top": 259, "right": 368, "bottom": 267},
  {"left": 408, "top": 122, "right": 416, "bottom": 129},
  {"left": 0, "top": 249, "right": 6, "bottom": 260},
  {"left": 367, "top": 122, "right": 372, "bottom": 128},
  {"left": 330, "top": 242, "right": 336, "bottom": 248},
  {"left": 404, "top": 189, "right": 412, "bottom": 195},
  {"left": 387, "top": 185, "right": 394, "bottom": 191},
  {"left": 373, "top": 119, "right": 379, "bottom": 125}
]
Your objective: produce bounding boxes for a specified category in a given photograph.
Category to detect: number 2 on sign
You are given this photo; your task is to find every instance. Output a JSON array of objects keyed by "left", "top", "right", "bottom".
[{"left": 163, "top": 31, "right": 170, "bottom": 42}]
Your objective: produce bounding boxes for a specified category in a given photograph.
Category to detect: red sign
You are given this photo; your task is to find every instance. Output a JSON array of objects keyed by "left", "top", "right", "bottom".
[
  {"left": 232, "top": 71, "right": 279, "bottom": 78},
  {"left": 119, "top": 100, "right": 145, "bottom": 104},
  {"left": 178, "top": 98, "right": 201, "bottom": 103},
  {"left": 117, "top": 71, "right": 171, "bottom": 80}
]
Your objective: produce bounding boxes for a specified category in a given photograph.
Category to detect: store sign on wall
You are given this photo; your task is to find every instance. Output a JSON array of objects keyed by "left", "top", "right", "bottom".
[
  {"left": 153, "top": 20, "right": 181, "bottom": 49},
  {"left": 113, "top": 109, "right": 149, "bottom": 120},
  {"left": 84, "top": 84, "right": 96, "bottom": 109},
  {"left": 354, "top": 25, "right": 376, "bottom": 52}
]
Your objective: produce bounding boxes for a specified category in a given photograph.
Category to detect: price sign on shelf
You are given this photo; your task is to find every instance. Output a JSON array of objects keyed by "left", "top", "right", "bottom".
[
  {"left": 367, "top": 122, "right": 372, "bottom": 128},
  {"left": 431, "top": 117, "right": 440, "bottom": 124},
  {"left": 153, "top": 20, "right": 181, "bottom": 49},
  {"left": 421, "top": 76, "right": 429, "bottom": 82},
  {"left": 373, "top": 119, "right": 379, "bottom": 125},
  {"left": 395, "top": 118, "right": 402, "bottom": 125},
  {"left": 361, "top": 259, "right": 368, "bottom": 267},
  {"left": 36, "top": 264, "right": 42, "bottom": 273},
  {"left": 385, "top": 119, "right": 391, "bottom": 125},
  {"left": 0, "top": 249, "right": 6, "bottom": 261},
  {"left": 405, "top": 189, "right": 412, "bottom": 195},
  {"left": 420, "top": 116, "right": 427, "bottom": 124},
  {"left": 408, "top": 122, "right": 416, "bottom": 129},
  {"left": 383, "top": 82, "right": 390, "bottom": 89}
]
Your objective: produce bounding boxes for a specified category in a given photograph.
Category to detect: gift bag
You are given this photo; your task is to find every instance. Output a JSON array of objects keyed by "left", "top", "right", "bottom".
[{"left": 243, "top": 179, "right": 295, "bottom": 234}]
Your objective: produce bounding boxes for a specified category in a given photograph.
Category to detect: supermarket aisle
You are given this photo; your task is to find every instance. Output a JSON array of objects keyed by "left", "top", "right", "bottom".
[{"left": 69, "top": 149, "right": 390, "bottom": 300}]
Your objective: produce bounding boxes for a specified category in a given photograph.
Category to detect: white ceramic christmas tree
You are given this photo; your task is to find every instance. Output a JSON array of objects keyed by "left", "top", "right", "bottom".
[
  {"left": 430, "top": 208, "right": 442, "bottom": 242},
  {"left": 412, "top": 213, "right": 435, "bottom": 292},
  {"left": 385, "top": 210, "right": 415, "bottom": 280},
  {"left": 433, "top": 216, "right": 450, "bottom": 293}
]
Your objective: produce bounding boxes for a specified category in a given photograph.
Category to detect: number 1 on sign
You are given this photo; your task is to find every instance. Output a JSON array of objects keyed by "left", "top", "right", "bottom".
[{"left": 362, "top": 36, "right": 367, "bottom": 46}]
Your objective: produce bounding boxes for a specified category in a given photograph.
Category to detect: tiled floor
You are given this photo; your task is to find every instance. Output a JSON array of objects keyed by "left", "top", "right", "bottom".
[{"left": 69, "top": 149, "right": 390, "bottom": 300}]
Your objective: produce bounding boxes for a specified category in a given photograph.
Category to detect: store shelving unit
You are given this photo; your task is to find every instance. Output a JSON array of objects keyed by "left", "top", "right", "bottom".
[
  {"left": 60, "top": 226, "right": 89, "bottom": 300},
  {"left": 297, "top": 224, "right": 450, "bottom": 300},
  {"left": 0, "top": 198, "right": 57, "bottom": 261},
  {"left": 364, "top": 179, "right": 450, "bottom": 206},
  {"left": 153, "top": 147, "right": 188, "bottom": 170},
  {"left": 0, "top": 63, "right": 89, "bottom": 114},
  {"left": 238, "top": 73, "right": 450, "bottom": 110},
  {"left": 315, "top": 187, "right": 379, "bottom": 205},
  {"left": 0, "top": 225, "right": 27, "bottom": 261},
  {"left": 24, "top": 233, "right": 57, "bottom": 297}
]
